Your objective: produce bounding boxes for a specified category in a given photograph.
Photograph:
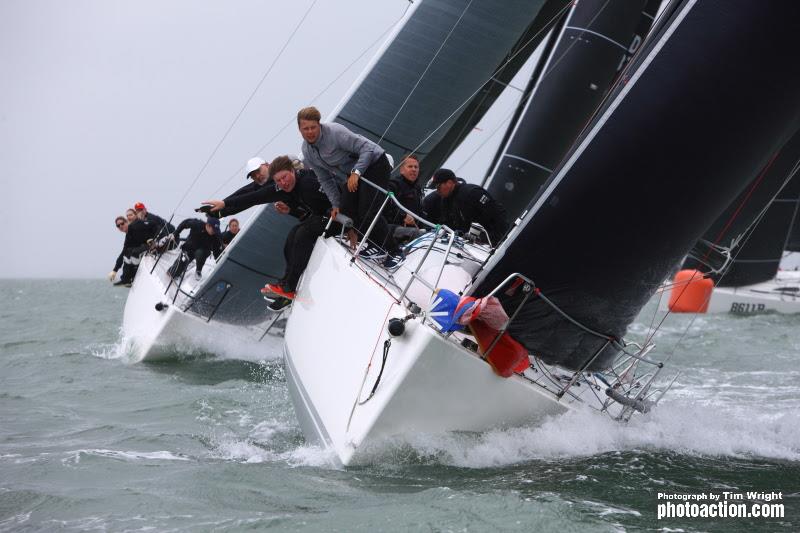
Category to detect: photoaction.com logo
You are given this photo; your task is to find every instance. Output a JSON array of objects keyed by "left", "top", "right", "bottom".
[{"left": 657, "top": 491, "right": 784, "bottom": 520}]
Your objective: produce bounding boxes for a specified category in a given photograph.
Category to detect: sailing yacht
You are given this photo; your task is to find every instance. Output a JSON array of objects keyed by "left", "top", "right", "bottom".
[
  {"left": 283, "top": 0, "right": 800, "bottom": 465},
  {"left": 120, "top": 205, "right": 295, "bottom": 361}
]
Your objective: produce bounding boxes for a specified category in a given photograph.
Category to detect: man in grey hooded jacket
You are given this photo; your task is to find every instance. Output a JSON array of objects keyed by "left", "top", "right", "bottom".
[{"left": 297, "top": 106, "right": 398, "bottom": 255}]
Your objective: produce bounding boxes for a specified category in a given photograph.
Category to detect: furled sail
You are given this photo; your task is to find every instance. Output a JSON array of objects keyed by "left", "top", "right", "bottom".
[
  {"left": 472, "top": 0, "right": 800, "bottom": 371},
  {"left": 684, "top": 131, "right": 800, "bottom": 287},
  {"left": 186, "top": 206, "right": 297, "bottom": 325},
  {"left": 330, "top": 0, "right": 573, "bottom": 178},
  {"left": 483, "top": 0, "right": 661, "bottom": 221}
]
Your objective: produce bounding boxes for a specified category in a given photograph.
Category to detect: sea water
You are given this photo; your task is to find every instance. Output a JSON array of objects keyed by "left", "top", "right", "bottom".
[{"left": 1, "top": 280, "right": 798, "bottom": 532}]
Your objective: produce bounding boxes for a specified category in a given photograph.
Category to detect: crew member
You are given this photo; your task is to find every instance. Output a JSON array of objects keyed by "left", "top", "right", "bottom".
[
  {"left": 425, "top": 168, "right": 509, "bottom": 245},
  {"left": 200, "top": 156, "right": 304, "bottom": 217},
  {"left": 297, "top": 106, "right": 398, "bottom": 255},
  {"left": 221, "top": 218, "right": 240, "bottom": 247},
  {"left": 201, "top": 157, "right": 270, "bottom": 218},
  {"left": 108, "top": 216, "right": 136, "bottom": 286},
  {"left": 117, "top": 211, "right": 159, "bottom": 284},
  {"left": 167, "top": 216, "right": 223, "bottom": 280},
  {"left": 125, "top": 208, "right": 137, "bottom": 224},
  {"left": 387, "top": 153, "right": 426, "bottom": 243},
  {"left": 134, "top": 202, "right": 175, "bottom": 238}
]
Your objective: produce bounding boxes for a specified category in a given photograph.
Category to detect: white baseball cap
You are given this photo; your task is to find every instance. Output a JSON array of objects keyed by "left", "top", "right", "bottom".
[{"left": 245, "top": 157, "right": 266, "bottom": 177}]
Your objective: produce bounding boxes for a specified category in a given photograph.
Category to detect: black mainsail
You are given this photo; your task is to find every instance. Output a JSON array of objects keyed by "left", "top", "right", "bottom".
[
  {"left": 482, "top": 0, "right": 660, "bottom": 221},
  {"left": 472, "top": 0, "right": 800, "bottom": 370},
  {"left": 331, "top": 0, "right": 572, "bottom": 178}
]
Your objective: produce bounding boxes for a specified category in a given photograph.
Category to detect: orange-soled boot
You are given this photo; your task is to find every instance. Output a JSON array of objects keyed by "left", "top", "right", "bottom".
[{"left": 260, "top": 283, "right": 296, "bottom": 300}]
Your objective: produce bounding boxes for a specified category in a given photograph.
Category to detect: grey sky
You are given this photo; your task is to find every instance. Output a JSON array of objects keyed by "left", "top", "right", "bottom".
[{"left": 1, "top": 0, "right": 526, "bottom": 278}]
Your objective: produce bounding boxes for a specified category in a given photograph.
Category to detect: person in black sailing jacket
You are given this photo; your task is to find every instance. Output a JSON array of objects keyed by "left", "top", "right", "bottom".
[
  {"left": 108, "top": 216, "right": 136, "bottom": 286},
  {"left": 115, "top": 212, "right": 159, "bottom": 285},
  {"left": 221, "top": 218, "right": 240, "bottom": 247},
  {"left": 387, "top": 153, "right": 426, "bottom": 243},
  {"left": 424, "top": 168, "right": 509, "bottom": 246},
  {"left": 207, "top": 155, "right": 343, "bottom": 304},
  {"left": 166, "top": 216, "right": 223, "bottom": 280},
  {"left": 200, "top": 156, "right": 272, "bottom": 218},
  {"left": 134, "top": 202, "right": 175, "bottom": 238}
]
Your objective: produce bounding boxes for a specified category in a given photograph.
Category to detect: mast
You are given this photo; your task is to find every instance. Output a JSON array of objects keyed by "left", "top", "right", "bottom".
[{"left": 472, "top": 0, "right": 800, "bottom": 371}]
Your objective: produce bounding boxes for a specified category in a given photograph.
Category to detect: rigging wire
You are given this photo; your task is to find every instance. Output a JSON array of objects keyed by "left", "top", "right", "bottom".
[
  {"left": 391, "top": 0, "right": 574, "bottom": 172},
  {"left": 170, "top": 0, "right": 320, "bottom": 216},
  {"left": 456, "top": 0, "right": 615, "bottom": 180},
  {"left": 208, "top": 0, "right": 415, "bottom": 198},
  {"left": 377, "top": 0, "right": 475, "bottom": 146},
  {"left": 655, "top": 153, "right": 800, "bottom": 362}
]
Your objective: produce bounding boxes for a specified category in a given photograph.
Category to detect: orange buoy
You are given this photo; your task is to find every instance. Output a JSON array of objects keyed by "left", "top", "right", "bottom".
[{"left": 667, "top": 269, "right": 713, "bottom": 313}]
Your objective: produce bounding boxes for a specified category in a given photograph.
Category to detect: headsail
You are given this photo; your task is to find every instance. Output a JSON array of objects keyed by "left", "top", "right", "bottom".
[
  {"left": 483, "top": 0, "right": 661, "bottom": 220},
  {"left": 472, "top": 0, "right": 800, "bottom": 370},
  {"left": 330, "top": 0, "right": 573, "bottom": 177},
  {"left": 187, "top": 206, "right": 297, "bottom": 325}
]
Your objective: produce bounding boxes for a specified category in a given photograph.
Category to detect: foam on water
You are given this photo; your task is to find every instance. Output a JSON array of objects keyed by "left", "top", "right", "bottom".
[
  {"left": 389, "top": 398, "right": 800, "bottom": 468},
  {"left": 61, "top": 448, "right": 191, "bottom": 465}
]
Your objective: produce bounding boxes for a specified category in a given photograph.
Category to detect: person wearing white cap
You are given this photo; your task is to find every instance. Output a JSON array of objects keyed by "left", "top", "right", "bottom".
[{"left": 200, "top": 156, "right": 270, "bottom": 217}]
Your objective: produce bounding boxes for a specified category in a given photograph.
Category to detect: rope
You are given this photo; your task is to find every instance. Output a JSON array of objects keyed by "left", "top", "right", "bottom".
[
  {"left": 208, "top": 1, "right": 415, "bottom": 198},
  {"left": 377, "top": 0, "right": 475, "bottom": 145},
  {"left": 389, "top": 0, "right": 574, "bottom": 173},
  {"left": 358, "top": 338, "right": 392, "bottom": 405},
  {"left": 655, "top": 151, "right": 800, "bottom": 362},
  {"left": 169, "top": 0, "right": 320, "bottom": 216}
]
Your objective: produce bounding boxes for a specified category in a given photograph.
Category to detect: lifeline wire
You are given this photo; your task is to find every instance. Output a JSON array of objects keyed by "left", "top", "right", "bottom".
[{"left": 170, "top": 0, "right": 320, "bottom": 215}]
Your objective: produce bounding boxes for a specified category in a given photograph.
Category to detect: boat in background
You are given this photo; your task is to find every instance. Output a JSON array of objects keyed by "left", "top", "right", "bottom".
[
  {"left": 663, "top": 133, "right": 800, "bottom": 315},
  {"left": 121, "top": 205, "right": 295, "bottom": 361}
]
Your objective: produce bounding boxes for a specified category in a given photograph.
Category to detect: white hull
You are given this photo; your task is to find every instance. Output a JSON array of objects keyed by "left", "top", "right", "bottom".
[
  {"left": 660, "top": 271, "right": 800, "bottom": 315},
  {"left": 121, "top": 251, "right": 283, "bottom": 362},
  {"left": 284, "top": 236, "right": 634, "bottom": 466}
]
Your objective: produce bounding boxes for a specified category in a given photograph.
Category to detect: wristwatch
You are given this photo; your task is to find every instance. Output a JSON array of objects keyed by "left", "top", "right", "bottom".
[{"left": 351, "top": 168, "right": 362, "bottom": 177}]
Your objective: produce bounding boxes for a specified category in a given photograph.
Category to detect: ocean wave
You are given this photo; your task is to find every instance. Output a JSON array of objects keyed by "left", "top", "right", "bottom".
[
  {"left": 388, "top": 400, "right": 800, "bottom": 468},
  {"left": 61, "top": 448, "right": 191, "bottom": 465}
]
